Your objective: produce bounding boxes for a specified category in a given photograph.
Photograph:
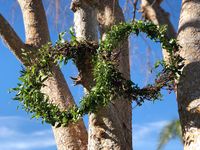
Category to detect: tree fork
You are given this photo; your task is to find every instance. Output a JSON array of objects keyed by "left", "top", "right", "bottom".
[{"left": 17, "top": 0, "right": 88, "bottom": 149}]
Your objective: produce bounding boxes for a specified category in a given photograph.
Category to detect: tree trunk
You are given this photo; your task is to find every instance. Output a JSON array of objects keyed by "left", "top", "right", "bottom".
[
  {"left": 71, "top": 0, "right": 98, "bottom": 90},
  {"left": 87, "top": 1, "right": 132, "bottom": 149},
  {"left": 17, "top": 0, "right": 88, "bottom": 149},
  {"left": 177, "top": 0, "right": 200, "bottom": 149},
  {"left": 140, "top": 0, "right": 200, "bottom": 149},
  {"left": 71, "top": 0, "right": 132, "bottom": 149}
]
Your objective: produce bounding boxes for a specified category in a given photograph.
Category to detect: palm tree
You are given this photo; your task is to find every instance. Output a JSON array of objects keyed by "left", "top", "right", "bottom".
[{"left": 157, "top": 119, "right": 182, "bottom": 150}]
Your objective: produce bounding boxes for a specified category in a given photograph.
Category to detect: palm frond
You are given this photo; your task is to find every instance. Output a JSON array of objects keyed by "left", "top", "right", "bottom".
[{"left": 157, "top": 119, "right": 182, "bottom": 150}]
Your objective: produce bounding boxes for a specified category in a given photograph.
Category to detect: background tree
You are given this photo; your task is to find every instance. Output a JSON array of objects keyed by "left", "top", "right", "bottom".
[
  {"left": 141, "top": 0, "right": 200, "bottom": 149},
  {"left": 157, "top": 119, "right": 182, "bottom": 150}
]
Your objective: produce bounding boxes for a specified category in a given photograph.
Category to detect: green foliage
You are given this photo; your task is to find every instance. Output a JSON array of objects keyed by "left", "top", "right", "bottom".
[
  {"left": 11, "top": 20, "right": 184, "bottom": 127},
  {"left": 157, "top": 120, "right": 182, "bottom": 150}
]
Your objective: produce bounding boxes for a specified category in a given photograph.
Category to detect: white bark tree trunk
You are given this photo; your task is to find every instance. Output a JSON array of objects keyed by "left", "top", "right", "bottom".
[
  {"left": 88, "top": 1, "right": 132, "bottom": 149},
  {"left": 140, "top": 0, "right": 200, "bottom": 149},
  {"left": 71, "top": 0, "right": 98, "bottom": 90},
  {"left": 71, "top": 1, "right": 132, "bottom": 149},
  {"left": 177, "top": 0, "right": 200, "bottom": 149}
]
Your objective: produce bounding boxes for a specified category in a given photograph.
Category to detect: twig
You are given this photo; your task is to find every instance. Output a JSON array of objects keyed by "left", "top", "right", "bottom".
[{"left": 132, "top": 0, "right": 139, "bottom": 21}]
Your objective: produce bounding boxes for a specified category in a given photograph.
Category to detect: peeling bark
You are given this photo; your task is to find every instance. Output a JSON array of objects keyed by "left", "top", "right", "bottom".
[{"left": 177, "top": 0, "right": 200, "bottom": 149}]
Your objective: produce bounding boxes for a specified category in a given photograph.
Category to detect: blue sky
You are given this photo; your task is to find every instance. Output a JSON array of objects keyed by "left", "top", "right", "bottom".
[{"left": 0, "top": 0, "right": 183, "bottom": 150}]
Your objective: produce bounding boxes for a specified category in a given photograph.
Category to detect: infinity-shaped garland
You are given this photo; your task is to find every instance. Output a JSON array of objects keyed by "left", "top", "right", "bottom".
[{"left": 12, "top": 21, "right": 184, "bottom": 127}]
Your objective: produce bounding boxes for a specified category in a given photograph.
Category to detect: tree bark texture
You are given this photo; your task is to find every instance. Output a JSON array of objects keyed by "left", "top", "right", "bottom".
[
  {"left": 17, "top": 0, "right": 88, "bottom": 150},
  {"left": 71, "top": 0, "right": 98, "bottom": 90},
  {"left": 71, "top": 0, "right": 132, "bottom": 149},
  {"left": 177, "top": 0, "right": 200, "bottom": 149},
  {"left": 87, "top": 1, "right": 132, "bottom": 149}
]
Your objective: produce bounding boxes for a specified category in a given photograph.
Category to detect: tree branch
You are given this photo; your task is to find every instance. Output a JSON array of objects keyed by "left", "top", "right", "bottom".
[
  {"left": 18, "top": 0, "right": 50, "bottom": 46},
  {"left": 16, "top": 0, "right": 88, "bottom": 149},
  {"left": 0, "top": 13, "right": 30, "bottom": 63},
  {"left": 140, "top": 0, "right": 176, "bottom": 61},
  {"left": 141, "top": 0, "right": 176, "bottom": 38},
  {"left": 1, "top": 6, "right": 89, "bottom": 149}
]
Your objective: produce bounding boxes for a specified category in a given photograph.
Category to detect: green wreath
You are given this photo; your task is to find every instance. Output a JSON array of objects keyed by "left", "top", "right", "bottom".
[{"left": 11, "top": 21, "right": 184, "bottom": 127}]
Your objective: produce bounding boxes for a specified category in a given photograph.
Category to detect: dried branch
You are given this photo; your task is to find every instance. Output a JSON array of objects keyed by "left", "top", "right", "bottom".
[{"left": 133, "top": 0, "right": 139, "bottom": 20}]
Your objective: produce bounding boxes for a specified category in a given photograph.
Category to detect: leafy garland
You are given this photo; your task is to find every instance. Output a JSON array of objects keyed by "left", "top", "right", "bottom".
[{"left": 11, "top": 21, "right": 184, "bottom": 127}]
